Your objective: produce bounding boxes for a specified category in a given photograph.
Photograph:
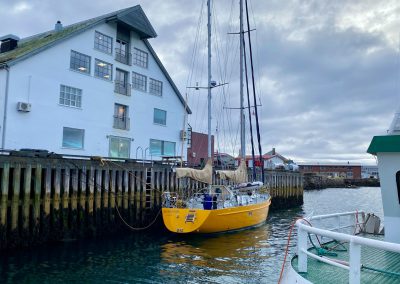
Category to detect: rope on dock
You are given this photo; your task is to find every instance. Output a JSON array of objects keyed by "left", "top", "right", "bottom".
[{"left": 65, "top": 158, "right": 163, "bottom": 231}]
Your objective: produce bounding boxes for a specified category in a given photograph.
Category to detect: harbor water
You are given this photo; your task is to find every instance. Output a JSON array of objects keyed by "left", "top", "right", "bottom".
[{"left": 0, "top": 187, "right": 383, "bottom": 283}]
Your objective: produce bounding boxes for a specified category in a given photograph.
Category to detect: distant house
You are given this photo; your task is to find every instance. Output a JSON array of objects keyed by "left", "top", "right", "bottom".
[
  {"left": 361, "top": 165, "right": 379, "bottom": 179},
  {"left": 299, "top": 163, "right": 362, "bottom": 179},
  {"left": 187, "top": 131, "right": 214, "bottom": 167},
  {"left": 0, "top": 5, "right": 191, "bottom": 159},
  {"left": 235, "top": 151, "right": 292, "bottom": 170},
  {"left": 214, "top": 152, "right": 235, "bottom": 168}
]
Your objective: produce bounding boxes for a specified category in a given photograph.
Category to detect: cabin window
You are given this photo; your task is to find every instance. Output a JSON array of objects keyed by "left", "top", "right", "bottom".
[
  {"left": 132, "top": 72, "right": 147, "bottom": 91},
  {"left": 59, "top": 85, "right": 82, "bottom": 108},
  {"left": 94, "top": 59, "right": 112, "bottom": 80},
  {"left": 153, "top": 108, "right": 167, "bottom": 125},
  {"left": 150, "top": 139, "right": 175, "bottom": 157},
  {"left": 149, "top": 78, "right": 163, "bottom": 96},
  {"left": 133, "top": 48, "right": 148, "bottom": 68},
  {"left": 94, "top": 31, "right": 113, "bottom": 54},
  {"left": 70, "top": 50, "right": 91, "bottom": 74},
  {"left": 62, "top": 127, "right": 84, "bottom": 149},
  {"left": 109, "top": 136, "right": 130, "bottom": 158},
  {"left": 396, "top": 171, "right": 400, "bottom": 204}
]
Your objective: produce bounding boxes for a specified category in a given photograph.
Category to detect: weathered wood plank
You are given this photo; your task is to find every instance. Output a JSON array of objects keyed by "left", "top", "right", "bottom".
[
  {"left": 22, "top": 165, "right": 32, "bottom": 231},
  {"left": 11, "top": 165, "right": 21, "bottom": 232}
]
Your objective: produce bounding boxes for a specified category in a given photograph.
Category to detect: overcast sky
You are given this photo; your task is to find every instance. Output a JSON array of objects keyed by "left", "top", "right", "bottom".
[{"left": 1, "top": 0, "right": 399, "bottom": 165}]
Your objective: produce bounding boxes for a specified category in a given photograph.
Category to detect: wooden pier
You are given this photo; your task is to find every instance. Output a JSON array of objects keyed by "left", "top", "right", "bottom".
[{"left": 0, "top": 154, "right": 303, "bottom": 250}]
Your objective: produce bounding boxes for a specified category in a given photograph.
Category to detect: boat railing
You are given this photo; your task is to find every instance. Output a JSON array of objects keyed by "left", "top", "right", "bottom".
[
  {"left": 296, "top": 211, "right": 400, "bottom": 283},
  {"left": 161, "top": 192, "right": 179, "bottom": 208}
]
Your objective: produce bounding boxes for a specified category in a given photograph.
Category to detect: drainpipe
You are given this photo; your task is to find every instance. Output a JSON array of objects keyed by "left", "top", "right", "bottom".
[{"left": 1, "top": 64, "right": 10, "bottom": 149}]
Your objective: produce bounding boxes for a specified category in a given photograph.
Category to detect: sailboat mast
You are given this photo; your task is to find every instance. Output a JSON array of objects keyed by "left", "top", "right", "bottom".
[
  {"left": 239, "top": 0, "right": 245, "bottom": 159},
  {"left": 207, "top": 0, "right": 212, "bottom": 159}
]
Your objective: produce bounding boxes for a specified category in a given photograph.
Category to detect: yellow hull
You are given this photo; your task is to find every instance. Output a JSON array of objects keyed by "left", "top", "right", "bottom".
[{"left": 162, "top": 197, "right": 271, "bottom": 234}]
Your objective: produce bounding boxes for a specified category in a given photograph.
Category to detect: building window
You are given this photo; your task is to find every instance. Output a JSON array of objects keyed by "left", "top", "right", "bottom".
[
  {"left": 113, "top": 103, "right": 130, "bottom": 130},
  {"left": 115, "top": 39, "right": 131, "bottom": 65},
  {"left": 59, "top": 85, "right": 82, "bottom": 108},
  {"left": 133, "top": 48, "right": 148, "bottom": 68},
  {"left": 70, "top": 50, "right": 91, "bottom": 74},
  {"left": 150, "top": 139, "right": 176, "bottom": 157},
  {"left": 94, "top": 31, "right": 113, "bottom": 54},
  {"left": 95, "top": 59, "right": 112, "bottom": 80},
  {"left": 132, "top": 72, "right": 147, "bottom": 91},
  {"left": 115, "top": 69, "right": 131, "bottom": 96},
  {"left": 109, "top": 136, "right": 131, "bottom": 158},
  {"left": 149, "top": 78, "right": 162, "bottom": 96},
  {"left": 62, "top": 127, "right": 84, "bottom": 149},
  {"left": 153, "top": 108, "right": 166, "bottom": 125}
]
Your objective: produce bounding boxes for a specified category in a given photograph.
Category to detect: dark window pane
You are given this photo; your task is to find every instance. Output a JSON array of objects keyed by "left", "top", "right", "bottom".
[
  {"left": 95, "top": 59, "right": 112, "bottom": 80},
  {"left": 132, "top": 72, "right": 147, "bottom": 91},
  {"left": 94, "top": 31, "right": 113, "bottom": 54},
  {"left": 70, "top": 50, "right": 91, "bottom": 74},
  {"left": 133, "top": 48, "right": 148, "bottom": 68},
  {"left": 149, "top": 78, "right": 162, "bottom": 96}
]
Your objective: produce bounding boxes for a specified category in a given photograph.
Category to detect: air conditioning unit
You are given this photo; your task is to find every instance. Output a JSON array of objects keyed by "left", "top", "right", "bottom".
[
  {"left": 17, "top": 102, "right": 31, "bottom": 112},
  {"left": 180, "top": 130, "right": 187, "bottom": 140}
]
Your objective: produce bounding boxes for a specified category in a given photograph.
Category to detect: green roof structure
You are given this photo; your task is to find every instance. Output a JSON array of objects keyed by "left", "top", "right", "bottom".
[{"left": 367, "top": 135, "right": 400, "bottom": 154}]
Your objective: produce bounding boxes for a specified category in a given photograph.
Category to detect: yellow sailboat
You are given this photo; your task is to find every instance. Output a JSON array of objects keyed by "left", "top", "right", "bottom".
[
  {"left": 162, "top": 159, "right": 271, "bottom": 234},
  {"left": 162, "top": 0, "right": 271, "bottom": 234}
]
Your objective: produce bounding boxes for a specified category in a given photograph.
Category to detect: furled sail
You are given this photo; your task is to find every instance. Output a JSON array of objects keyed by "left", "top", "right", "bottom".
[
  {"left": 217, "top": 159, "right": 248, "bottom": 184},
  {"left": 176, "top": 159, "right": 213, "bottom": 184}
]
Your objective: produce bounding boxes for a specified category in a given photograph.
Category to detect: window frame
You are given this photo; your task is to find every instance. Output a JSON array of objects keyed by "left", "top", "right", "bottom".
[
  {"left": 62, "top": 127, "right": 84, "bottom": 149},
  {"left": 59, "top": 84, "right": 82, "bottom": 108},
  {"left": 153, "top": 108, "right": 167, "bottom": 125},
  {"left": 133, "top": 47, "right": 148, "bottom": 68},
  {"left": 94, "top": 31, "right": 113, "bottom": 54},
  {"left": 149, "top": 139, "right": 176, "bottom": 157},
  {"left": 70, "top": 50, "right": 91, "bottom": 74},
  {"left": 109, "top": 136, "right": 131, "bottom": 158},
  {"left": 94, "top": 58, "right": 113, "bottom": 81},
  {"left": 149, "top": 78, "right": 163, "bottom": 96},
  {"left": 132, "top": 71, "right": 147, "bottom": 92}
]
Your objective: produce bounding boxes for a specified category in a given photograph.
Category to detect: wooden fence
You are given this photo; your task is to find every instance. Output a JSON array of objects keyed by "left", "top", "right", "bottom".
[{"left": 0, "top": 155, "right": 302, "bottom": 250}]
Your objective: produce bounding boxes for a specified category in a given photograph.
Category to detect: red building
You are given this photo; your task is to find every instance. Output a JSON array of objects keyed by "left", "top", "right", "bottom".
[
  {"left": 299, "top": 163, "right": 361, "bottom": 179},
  {"left": 187, "top": 131, "right": 214, "bottom": 167}
]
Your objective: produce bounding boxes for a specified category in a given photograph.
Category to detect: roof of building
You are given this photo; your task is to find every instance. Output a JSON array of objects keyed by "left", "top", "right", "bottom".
[
  {"left": 367, "top": 135, "right": 400, "bottom": 154},
  {"left": 235, "top": 154, "right": 273, "bottom": 161},
  {"left": 0, "top": 5, "right": 191, "bottom": 114},
  {"left": 298, "top": 162, "right": 361, "bottom": 166}
]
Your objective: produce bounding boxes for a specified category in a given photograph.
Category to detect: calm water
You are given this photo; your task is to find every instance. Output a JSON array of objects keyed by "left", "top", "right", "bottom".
[{"left": 0, "top": 187, "right": 383, "bottom": 283}]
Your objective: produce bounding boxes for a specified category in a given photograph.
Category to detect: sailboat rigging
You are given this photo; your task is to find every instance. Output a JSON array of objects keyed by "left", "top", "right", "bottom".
[{"left": 161, "top": 0, "right": 271, "bottom": 234}]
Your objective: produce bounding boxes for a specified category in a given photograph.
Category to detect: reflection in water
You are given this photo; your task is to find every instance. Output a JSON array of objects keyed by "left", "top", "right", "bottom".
[{"left": 0, "top": 187, "right": 382, "bottom": 283}]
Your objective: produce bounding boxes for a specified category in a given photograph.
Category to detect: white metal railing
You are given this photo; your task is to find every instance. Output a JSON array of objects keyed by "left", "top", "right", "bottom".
[{"left": 296, "top": 211, "right": 400, "bottom": 283}]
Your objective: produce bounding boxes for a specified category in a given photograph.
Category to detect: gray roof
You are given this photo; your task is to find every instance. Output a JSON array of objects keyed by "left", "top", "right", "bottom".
[{"left": 0, "top": 5, "right": 190, "bottom": 113}]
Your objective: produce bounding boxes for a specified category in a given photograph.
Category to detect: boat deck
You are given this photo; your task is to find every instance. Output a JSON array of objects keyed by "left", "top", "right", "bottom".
[{"left": 291, "top": 235, "right": 400, "bottom": 283}]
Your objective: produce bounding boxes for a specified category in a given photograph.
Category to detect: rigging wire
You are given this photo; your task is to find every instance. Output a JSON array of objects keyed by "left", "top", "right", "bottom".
[
  {"left": 245, "top": 0, "right": 264, "bottom": 182},
  {"left": 243, "top": 31, "right": 257, "bottom": 180}
]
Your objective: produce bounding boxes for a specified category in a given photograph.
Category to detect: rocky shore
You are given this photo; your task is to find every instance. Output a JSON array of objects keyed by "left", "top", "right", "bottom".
[{"left": 303, "top": 173, "right": 380, "bottom": 190}]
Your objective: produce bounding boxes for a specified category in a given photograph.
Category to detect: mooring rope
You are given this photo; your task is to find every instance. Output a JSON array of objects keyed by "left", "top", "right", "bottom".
[{"left": 64, "top": 157, "right": 163, "bottom": 232}]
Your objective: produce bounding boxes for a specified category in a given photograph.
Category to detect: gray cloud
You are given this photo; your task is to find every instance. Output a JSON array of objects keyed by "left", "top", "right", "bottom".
[{"left": 1, "top": 0, "right": 399, "bottom": 164}]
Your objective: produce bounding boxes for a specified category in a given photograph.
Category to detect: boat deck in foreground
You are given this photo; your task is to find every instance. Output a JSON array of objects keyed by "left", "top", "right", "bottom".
[{"left": 291, "top": 234, "right": 400, "bottom": 283}]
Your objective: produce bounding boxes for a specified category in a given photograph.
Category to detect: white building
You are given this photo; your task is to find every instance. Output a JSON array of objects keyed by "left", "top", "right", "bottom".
[
  {"left": 361, "top": 165, "right": 379, "bottom": 179},
  {"left": 0, "top": 6, "right": 191, "bottom": 160}
]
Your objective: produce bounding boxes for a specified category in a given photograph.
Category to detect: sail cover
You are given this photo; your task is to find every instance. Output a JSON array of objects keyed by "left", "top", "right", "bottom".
[
  {"left": 217, "top": 159, "right": 248, "bottom": 184},
  {"left": 176, "top": 159, "right": 213, "bottom": 184}
]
